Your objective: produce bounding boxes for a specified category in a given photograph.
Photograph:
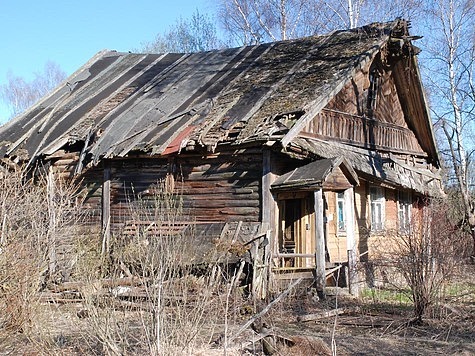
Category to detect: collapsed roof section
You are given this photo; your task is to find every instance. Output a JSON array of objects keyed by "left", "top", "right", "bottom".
[{"left": 0, "top": 20, "right": 425, "bottom": 162}]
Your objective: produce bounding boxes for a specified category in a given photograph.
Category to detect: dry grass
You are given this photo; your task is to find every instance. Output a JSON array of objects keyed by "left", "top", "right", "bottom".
[{"left": 0, "top": 171, "right": 474, "bottom": 355}]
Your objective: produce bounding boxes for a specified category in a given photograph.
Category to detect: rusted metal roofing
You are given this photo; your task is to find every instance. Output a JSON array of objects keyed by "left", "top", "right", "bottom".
[{"left": 0, "top": 21, "right": 406, "bottom": 166}]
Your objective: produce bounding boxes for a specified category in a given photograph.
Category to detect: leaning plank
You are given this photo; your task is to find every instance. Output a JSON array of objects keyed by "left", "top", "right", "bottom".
[
  {"left": 226, "top": 277, "right": 303, "bottom": 346},
  {"left": 52, "top": 277, "right": 144, "bottom": 292},
  {"left": 297, "top": 307, "right": 359, "bottom": 322}
]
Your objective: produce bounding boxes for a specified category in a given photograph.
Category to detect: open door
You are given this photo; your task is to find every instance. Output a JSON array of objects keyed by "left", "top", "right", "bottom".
[
  {"left": 278, "top": 194, "right": 315, "bottom": 268},
  {"left": 271, "top": 157, "right": 359, "bottom": 284}
]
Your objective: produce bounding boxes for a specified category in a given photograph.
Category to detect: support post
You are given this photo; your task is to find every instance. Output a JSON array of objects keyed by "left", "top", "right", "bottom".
[
  {"left": 344, "top": 187, "right": 359, "bottom": 296},
  {"left": 314, "top": 188, "right": 326, "bottom": 299},
  {"left": 262, "top": 149, "right": 272, "bottom": 230},
  {"left": 47, "top": 166, "right": 57, "bottom": 277},
  {"left": 101, "top": 162, "right": 111, "bottom": 258},
  {"left": 257, "top": 149, "right": 274, "bottom": 298}
]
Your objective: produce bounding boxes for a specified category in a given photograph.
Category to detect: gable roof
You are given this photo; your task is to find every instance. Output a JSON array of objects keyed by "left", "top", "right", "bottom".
[{"left": 0, "top": 19, "right": 435, "bottom": 167}]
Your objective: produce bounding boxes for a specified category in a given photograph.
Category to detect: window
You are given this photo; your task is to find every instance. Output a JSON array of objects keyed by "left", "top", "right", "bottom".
[
  {"left": 337, "top": 192, "right": 346, "bottom": 232},
  {"left": 370, "top": 186, "right": 385, "bottom": 231},
  {"left": 398, "top": 191, "right": 412, "bottom": 234}
]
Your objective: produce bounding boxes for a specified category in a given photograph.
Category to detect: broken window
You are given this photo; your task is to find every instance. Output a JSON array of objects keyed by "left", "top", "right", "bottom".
[
  {"left": 337, "top": 192, "right": 346, "bottom": 232},
  {"left": 398, "top": 191, "right": 412, "bottom": 234},
  {"left": 370, "top": 186, "right": 385, "bottom": 232}
]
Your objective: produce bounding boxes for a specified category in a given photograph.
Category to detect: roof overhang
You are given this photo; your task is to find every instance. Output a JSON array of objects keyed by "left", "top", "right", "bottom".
[{"left": 271, "top": 156, "right": 359, "bottom": 192}]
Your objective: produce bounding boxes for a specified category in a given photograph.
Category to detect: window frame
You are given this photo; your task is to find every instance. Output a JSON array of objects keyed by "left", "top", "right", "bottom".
[
  {"left": 370, "top": 186, "right": 385, "bottom": 232},
  {"left": 336, "top": 192, "right": 346, "bottom": 233},
  {"left": 398, "top": 190, "right": 412, "bottom": 234}
]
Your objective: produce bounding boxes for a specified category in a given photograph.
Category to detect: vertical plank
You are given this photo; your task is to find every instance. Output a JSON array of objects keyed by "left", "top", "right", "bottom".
[
  {"left": 47, "top": 166, "right": 57, "bottom": 276},
  {"left": 261, "top": 149, "right": 272, "bottom": 229},
  {"left": 314, "top": 189, "right": 326, "bottom": 298},
  {"left": 101, "top": 161, "right": 111, "bottom": 257},
  {"left": 345, "top": 187, "right": 359, "bottom": 296},
  {"left": 260, "top": 149, "right": 274, "bottom": 297}
]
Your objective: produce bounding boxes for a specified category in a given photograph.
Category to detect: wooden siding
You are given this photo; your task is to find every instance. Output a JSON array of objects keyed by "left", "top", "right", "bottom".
[
  {"left": 325, "top": 191, "right": 348, "bottom": 262},
  {"left": 50, "top": 148, "right": 263, "bottom": 239},
  {"left": 174, "top": 149, "right": 262, "bottom": 222},
  {"left": 301, "top": 62, "right": 425, "bottom": 155},
  {"left": 373, "top": 69, "right": 406, "bottom": 127}
]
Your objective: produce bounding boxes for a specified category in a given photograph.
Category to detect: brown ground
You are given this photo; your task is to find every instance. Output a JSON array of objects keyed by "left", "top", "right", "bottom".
[{"left": 1, "top": 267, "right": 474, "bottom": 355}]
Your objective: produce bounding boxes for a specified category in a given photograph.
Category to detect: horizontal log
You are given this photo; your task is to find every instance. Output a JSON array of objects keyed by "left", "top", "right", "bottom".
[
  {"left": 177, "top": 181, "right": 259, "bottom": 189},
  {"left": 297, "top": 307, "right": 359, "bottom": 322},
  {"left": 181, "top": 199, "right": 260, "bottom": 208},
  {"left": 52, "top": 277, "right": 145, "bottom": 292}
]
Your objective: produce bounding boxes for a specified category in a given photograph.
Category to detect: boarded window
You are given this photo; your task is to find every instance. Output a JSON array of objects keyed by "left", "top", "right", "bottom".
[
  {"left": 398, "top": 191, "right": 412, "bottom": 234},
  {"left": 370, "top": 186, "right": 385, "bottom": 231},
  {"left": 337, "top": 192, "right": 346, "bottom": 232}
]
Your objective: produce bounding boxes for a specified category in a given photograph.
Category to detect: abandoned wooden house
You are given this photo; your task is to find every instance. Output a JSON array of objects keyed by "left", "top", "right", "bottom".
[{"left": 0, "top": 19, "right": 442, "bottom": 296}]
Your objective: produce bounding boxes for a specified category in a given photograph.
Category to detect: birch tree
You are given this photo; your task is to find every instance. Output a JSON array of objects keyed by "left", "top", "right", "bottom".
[
  {"left": 215, "top": 0, "right": 423, "bottom": 45},
  {"left": 421, "top": 0, "right": 475, "bottom": 255},
  {"left": 0, "top": 61, "right": 66, "bottom": 119},
  {"left": 140, "top": 10, "right": 224, "bottom": 53}
]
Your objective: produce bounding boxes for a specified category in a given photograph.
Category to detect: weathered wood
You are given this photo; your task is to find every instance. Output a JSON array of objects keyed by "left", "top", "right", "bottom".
[
  {"left": 314, "top": 189, "right": 326, "bottom": 298},
  {"left": 52, "top": 277, "right": 145, "bottom": 292},
  {"left": 47, "top": 166, "right": 57, "bottom": 276},
  {"left": 101, "top": 162, "right": 111, "bottom": 257},
  {"left": 227, "top": 277, "right": 303, "bottom": 346},
  {"left": 297, "top": 306, "right": 360, "bottom": 322},
  {"left": 262, "top": 149, "right": 272, "bottom": 227},
  {"left": 345, "top": 187, "right": 359, "bottom": 296}
]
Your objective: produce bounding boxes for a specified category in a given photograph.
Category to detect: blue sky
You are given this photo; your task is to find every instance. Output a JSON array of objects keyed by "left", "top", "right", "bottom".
[{"left": 0, "top": 0, "right": 213, "bottom": 123}]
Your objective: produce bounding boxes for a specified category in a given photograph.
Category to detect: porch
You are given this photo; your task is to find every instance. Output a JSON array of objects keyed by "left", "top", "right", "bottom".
[{"left": 268, "top": 157, "right": 361, "bottom": 297}]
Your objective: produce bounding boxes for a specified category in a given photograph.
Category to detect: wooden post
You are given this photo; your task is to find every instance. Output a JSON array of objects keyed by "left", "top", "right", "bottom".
[
  {"left": 262, "top": 149, "right": 272, "bottom": 230},
  {"left": 101, "top": 162, "right": 111, "bottom": 258},
  {"left": 258, "top": 149, "right": 274, "bottom": 297},
  {"left": 344, "top": 187, "right": 359, "bottom": 296},
  {"left": 314, "top": 188, "right": 326, "bottom": 298},
  {"left": 47, "top": 166, "right": 57, "bottom": 276}
]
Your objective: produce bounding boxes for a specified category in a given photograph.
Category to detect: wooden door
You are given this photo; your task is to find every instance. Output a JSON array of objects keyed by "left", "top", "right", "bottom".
[{"left": 279, "top": 195, "right": 315, "bottom": 268}]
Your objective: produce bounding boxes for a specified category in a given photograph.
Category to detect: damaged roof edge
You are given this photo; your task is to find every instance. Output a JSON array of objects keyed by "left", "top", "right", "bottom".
[
  {"left": 280, "top": 45, "right": 382, "bottom": 147},
  {"left": 1, "top": 50, "right": 113, "bottom": 134}
]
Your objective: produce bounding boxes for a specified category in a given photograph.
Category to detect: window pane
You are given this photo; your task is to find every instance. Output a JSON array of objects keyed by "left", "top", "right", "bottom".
[
  {"left": 370, "top": 186, "right": 384, "bottom": 231},
  {"left": 337, "top": 200, "right": 345, "bottom": 231}
]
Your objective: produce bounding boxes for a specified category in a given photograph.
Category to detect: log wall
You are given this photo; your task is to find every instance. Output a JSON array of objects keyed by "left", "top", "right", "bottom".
[{"left": 50, "top": 148, "right": 264, "bottom": 243}]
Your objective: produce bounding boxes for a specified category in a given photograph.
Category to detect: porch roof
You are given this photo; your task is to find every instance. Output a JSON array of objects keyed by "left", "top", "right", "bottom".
[{"left": 271, "top": 156, "right": 359, "bottom": 191}]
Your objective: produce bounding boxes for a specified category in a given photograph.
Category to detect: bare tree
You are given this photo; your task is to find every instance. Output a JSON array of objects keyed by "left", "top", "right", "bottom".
[
  {"left": 217, "top": 0, "right": 324, "bottom": 44},
  {"left": 421, "top": 0, "right": 475, "bottom": 256},
  {"left": 140, "top": 10, "right": 225, "bottom": 53},
  {"left": 0, "top": 61, "right": 66, "bottom": 119},
  {"left": 216, "top": 0, "right": 424, "bottom": 45},
  {"left": 373, "top": 199, "right": 467, "bottom": 323}
]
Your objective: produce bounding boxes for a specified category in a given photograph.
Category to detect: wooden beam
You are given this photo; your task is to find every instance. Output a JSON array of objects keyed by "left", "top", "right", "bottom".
[
  {"left": 344, "top": 187, "right": 359, "bottom": 296},
  {"left": 101, "top": 161, "right": 111, "bottom": 258},
  {"left": 47, "top": 166, "right": 57, "bottom": 276},
  {"left": 262, "top": 149, "right": 272, "bottom": 229},
  {"left": 314, "top": 189, "right": 326, "bottom": 298}
]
